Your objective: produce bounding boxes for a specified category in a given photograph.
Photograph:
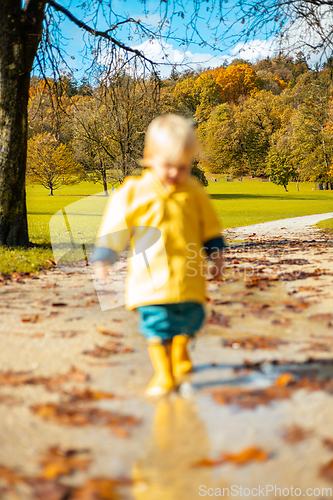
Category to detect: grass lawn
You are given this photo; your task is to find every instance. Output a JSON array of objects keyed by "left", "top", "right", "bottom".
[
  {"left": 316, "top": 218, "right": 333, "bottom": 233},
  {"left": 1, "top": 176, "right": 332, "bottom": 275},
  {"left": 207, "top": 176, "right": 333, "bottom": 229}
]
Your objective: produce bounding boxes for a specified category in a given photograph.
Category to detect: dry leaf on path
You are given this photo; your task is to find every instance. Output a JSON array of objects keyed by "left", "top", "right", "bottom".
[
  {"left": 97, "top": 328, "right": 123, "bottom": 338},
  {"left": 275, "top": 372, "right": 295, "bottom": 387},
  {"left": 222, "top": 336, "right": 288, "bottom": 350},
  {"left": 31, "top": 403, "right": 140, "bottom": 436},
  {"left": 283, "top": 301, "right": 310, "bottom": 313},
  {"left": 39, "top": 447, "right": 91, "bottom": 479},
  {"left": 319, "top": 459, "right": 333, "bottom": 482},
  {"left": 192, "top": 446, "right": 269, "bottom": 468},
  {"left": 21, "top": 314, "right": 39, "bottom": 322},
  {"left": 212, "top": 374, "right": 333, "bottom": 409},
  {"left": 82, "top": 341, "right": 132, "bottom": 358},
  {"left": 323, "top": 438, "right": 333, "bottom": 451},
  {"left": 309, "top": 313, "right": 333, "bottom": 322},
  {"left": 271, "top": 317, "right": 292, "bottom": 326},
  {"left": 28, "top": 478, "right": 72, "bottom": 500},
  {"left": 280, "top": 424, "right": 312, "bottom": 443},
  {"left": 208, "top": 310, "right": 230, "bottom": 327},
  {"left": 0, "top": 366, "right": 88, "bottom": 390},
  {"left": 63, "top": 388, "right": 115, "bottom": 403},
  {"left": 71, "top": 477, "right": 132, "bottom": 500}
]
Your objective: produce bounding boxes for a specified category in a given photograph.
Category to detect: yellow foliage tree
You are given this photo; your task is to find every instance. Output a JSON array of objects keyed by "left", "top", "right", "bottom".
[
  {"left": 27, "top": 133, "right": 83, "bottom": 195},
  {"left": 207, "top": 64, "right": 259, "bottom": 103}
]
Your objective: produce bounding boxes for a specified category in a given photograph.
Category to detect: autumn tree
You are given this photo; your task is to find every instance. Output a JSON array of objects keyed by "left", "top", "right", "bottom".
[
  {"left": 1, "top": 0, "right": 236, "bottom": 247},
  {"left": 266, "top": 148, "right": 296, "bottom": 191},
  {"left": 71, "top": 97, "right": 115, "bottom": 196},
  {"left": 198, "top": 104, "right": 237, "bottom": 175},
  {"left": 28, "top": 77, "right": 73, "bottom": 144},
  {"left": 27, "top": 133, "right": 83, "bottom": 196},
  {"left": 71, "top": 68, "right": 159, "bottom": 192},
  {"left": 207, "top": 64, "right": 259, "bottom": 103},
  {"left": 289, "top": 71, "right": 333, "bottom": 184}
]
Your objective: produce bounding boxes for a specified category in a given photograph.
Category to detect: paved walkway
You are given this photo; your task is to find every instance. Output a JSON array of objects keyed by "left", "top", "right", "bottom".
[
  {"left": 0, "top": 217, "right": 333, "bottom": 499},
  {"left": 226, "top": 212, "right": 333, "bottom": 239}
]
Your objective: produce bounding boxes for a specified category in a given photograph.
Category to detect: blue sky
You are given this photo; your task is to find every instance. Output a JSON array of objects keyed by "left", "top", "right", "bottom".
[{"left": 45, "top": 0, "right": 280, "bottom": 79}]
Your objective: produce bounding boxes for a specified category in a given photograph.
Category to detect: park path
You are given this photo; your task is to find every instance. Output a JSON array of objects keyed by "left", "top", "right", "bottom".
[{"left": 0, "top": 215, "right": 333, "bottom": 499}]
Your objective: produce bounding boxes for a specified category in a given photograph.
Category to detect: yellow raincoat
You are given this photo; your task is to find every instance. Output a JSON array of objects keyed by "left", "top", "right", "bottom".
[{"left": 93, "top": 168, "right": 223, "bottom": 310}]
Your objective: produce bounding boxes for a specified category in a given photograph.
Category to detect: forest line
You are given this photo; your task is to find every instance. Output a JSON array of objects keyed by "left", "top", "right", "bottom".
[{"left": 27, "top": 54, "right": 333, "bottom": 194}]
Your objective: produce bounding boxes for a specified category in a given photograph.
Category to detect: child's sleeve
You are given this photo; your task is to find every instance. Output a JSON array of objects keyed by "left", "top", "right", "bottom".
[
  {"left": 197, "top": 187, "right": 226, "bottom": 256},
  {"left": 90, "top": 184, "right": 132, "bottom": 264}
]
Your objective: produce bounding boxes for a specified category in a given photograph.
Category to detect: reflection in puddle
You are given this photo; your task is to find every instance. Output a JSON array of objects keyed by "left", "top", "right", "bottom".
[{"left": 132, "top": 396, "right": 213, "bottom": 499}]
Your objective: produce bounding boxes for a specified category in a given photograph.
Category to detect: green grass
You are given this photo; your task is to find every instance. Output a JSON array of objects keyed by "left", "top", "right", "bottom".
[
  {"left": 0, "top": 181, "right": 112, "bottom": 276},
  {"left": 1, "top": 177, "right": 333, "bottom": 275},
  {"left": 316, "top": 218, "right": 333, "bottom": 233},
  {"left": 206, "top": 177, "right": 333, "bottom": 228}
]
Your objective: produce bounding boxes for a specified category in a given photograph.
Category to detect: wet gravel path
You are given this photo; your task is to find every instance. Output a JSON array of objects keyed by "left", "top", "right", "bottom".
[{"left": 0, "top": 217, "right": 333, "bottom": 499}]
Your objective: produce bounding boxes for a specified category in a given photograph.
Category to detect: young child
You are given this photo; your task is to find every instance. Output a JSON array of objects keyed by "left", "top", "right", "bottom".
[{"left": 91, "top": 114, "right": 225, "bottom": 397}]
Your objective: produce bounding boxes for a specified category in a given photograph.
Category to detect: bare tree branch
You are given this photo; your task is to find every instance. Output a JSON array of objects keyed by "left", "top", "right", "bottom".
[{"left": 46, "top": 0, "right": 156, "bottom": 66}]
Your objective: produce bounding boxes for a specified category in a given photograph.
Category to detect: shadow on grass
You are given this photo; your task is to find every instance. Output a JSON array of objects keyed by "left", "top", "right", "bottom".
[
  {"left": 28, "top": 242, "right": 52, "bottom": 249},
  {"left": 210, "top": 193, "right": 321, "bottom": 201}
]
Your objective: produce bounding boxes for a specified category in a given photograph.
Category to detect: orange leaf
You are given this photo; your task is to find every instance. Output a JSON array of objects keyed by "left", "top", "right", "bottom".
[{"left": 275, "top": 372, "right": 295, "bottom": 387}]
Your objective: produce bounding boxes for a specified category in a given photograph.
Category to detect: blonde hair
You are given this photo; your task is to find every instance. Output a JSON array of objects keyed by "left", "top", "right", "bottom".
[{"left": 142, "top": 114, "right": 199, "bottom": 167}]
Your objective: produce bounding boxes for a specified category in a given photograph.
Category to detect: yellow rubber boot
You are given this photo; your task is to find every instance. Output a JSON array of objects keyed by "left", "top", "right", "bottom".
[
  {"left": 145, "top": 343, "right": 175, "bottom": 397},
  {"left": 172, "top": 335, "right": 193, "bottom": 377}
]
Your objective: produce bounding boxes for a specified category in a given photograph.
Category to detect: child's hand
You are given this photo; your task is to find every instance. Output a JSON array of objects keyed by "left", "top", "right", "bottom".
[{"left": 93, "top": 261, "right": 110, "bottom": 280}]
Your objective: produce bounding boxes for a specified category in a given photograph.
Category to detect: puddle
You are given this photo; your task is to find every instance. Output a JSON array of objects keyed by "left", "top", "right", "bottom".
[{"left": 128, "top": 249, "right": 333, "bottom": 499}]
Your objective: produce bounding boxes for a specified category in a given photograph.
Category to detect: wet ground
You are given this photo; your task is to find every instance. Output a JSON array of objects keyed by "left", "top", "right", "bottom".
[{"left": 0, "top": 223, "right": 333, "bottom": 499}]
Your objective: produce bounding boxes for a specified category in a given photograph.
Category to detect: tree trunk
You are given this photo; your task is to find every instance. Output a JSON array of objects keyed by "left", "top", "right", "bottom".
[
  {"left": 101, "top": 161, "right": 108, "bottom": 196},
  {"left": 296, "top": 166, "right": 300, "bottom": 192},
  {"left": 284, "top": 184, "right": 288, "bottom": 192},
  {"left": 49, "top": 186, "right": 54, "bottom": 196},
  {"left": 102, "top": 173, "right": 108, "bottom": 196},
  {"left": 0, "top": 1, "right": 45, "bottom": 246}
]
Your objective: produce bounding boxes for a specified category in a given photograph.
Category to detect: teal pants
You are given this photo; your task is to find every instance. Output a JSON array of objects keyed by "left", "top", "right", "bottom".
[{"left": 136, "top": 302, "right": 205, "bottom": 344}]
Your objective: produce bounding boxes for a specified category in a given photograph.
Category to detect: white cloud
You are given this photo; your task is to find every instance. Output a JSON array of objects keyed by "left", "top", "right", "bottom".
[
  {"left": 131, "top": 39, "right": 227, "bottom": 74},
  {"left": 131, "top": 38, "right": 279, "bottom": 76},
  {"left": 230, "top": 39, "right": 278, "bottom": 62}
]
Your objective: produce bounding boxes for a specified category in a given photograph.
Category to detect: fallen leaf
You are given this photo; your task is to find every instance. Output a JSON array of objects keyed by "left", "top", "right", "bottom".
[
  {"left": 0, "top": 464, "right": 26, "bottom": 485},
  {"left": 308, "top": 313, "right": 333, "bottom": 322},
  {"left": 71, "top": 477, "right": 132, "bottom": 500},
  {"left": 39, "top": 447, "right": 91, "bottom": 480},
  {"left": 223, "top": 446, "right": 269, "bottom": 465},
  {"left": 323, "top": 438, "right": 333, "bottom": 451},
  {"left": 28, "top": 478, "right": 71, "bottom": 500},
  {"left": 281, "top": 424, "right": 312, "bottom": 443},
  {"left": 212, "top": 376, "right": 333, "bottom": 409},
  {"left": 319, "top": 459, "right": 333, "bottom": 482},
  {"left": 222, "top": 336, "right": 288, "bottom": 350},
  {"left": 22, "top": 314, "right": 39, "bottom": 323},
  {"left": 299, "top": 342, "right": 331, "bottom": 353},
  {"left": 31, "top": 403, "right": 140, "bottom": 436},
  {"left": 0, "top": 366, "right": 88, "bottom": 390},
  {"left": 275, "top": 372, "right": 295, "bottom": 387},
  {"left": 192, "top": 446, "right": 269, "bottom": 468},
  {"left": 82, "top": 341, "right": 132, "bottom": 358},
  {"left": 271, "top": 317, "right": 292, "bottom": 326},
  {"left": 278, "top": 259, "right": 310, "bottom": 265},
  {"left": 208, "top": 310, "right": 230, "bottom": 327},
  {"left": 97, "top": 328, "right": 123, "bottom": 338},
  {"left": 63, "top": 388, "right": 115, "bottom": 403},
  {"left": 283, "top": 300, "right": 310, "bottom": 313}
]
